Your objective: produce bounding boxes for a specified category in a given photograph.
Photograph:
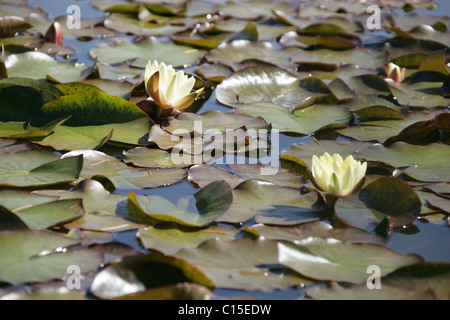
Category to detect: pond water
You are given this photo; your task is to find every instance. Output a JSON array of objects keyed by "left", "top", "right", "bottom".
[{"left": 2, "top": 0, "right": 448, "bottom": 300}]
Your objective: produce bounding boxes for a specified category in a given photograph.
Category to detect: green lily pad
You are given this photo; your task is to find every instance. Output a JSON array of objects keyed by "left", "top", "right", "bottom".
[
  {"left": 389, "top": 73, "right": 450, "bottom": 108},
  {"left": 80, "top": 79, "right": 134, "bottom": 100},
  {"left": 246, "top": 220, "right": 385, "bottom": 245},
  {"left": 278, "top": 237, "right": 423, "bottom": 284},
  {"left": 0, "top": 151, "right": 82, "bottom": 187},
  {"left": 216, "top": 66, "right": 334, "bottom": 109},
  {"left": 163, "top": 110, "right": 270, "bottom": 133},
  {"left": 218, "top": 180, "right": 324, "bottom": 223},
  {"left": 338, "top": 111, "right": 438, "bottom": 143},
  {"left": 89, "top": 37, "right": 204, "bottom": 68},
  {"left": 382, "top": 262, "right": 450, "bottom": 300},
  {"left": 0, "top": 230, "right": 102, "bottom": 285},
  {"left": 206, "top": 40, "right": 297, "bottom": 70},
  {"left": 62, "top": 150, "right": 186, "bottom": 190},
  {"left": 291, "top": 47, "right": 388, "bottom": 70},
  {"left": 175, "top": 237, "right": 313, "bottom": 291},
  {"left": 188, "top": 164, "right": 304, "bottom": 189},
  {"left": 236, "top": 102, "right": 351, "bottom": 134},
  {"left": 96, "top": 62, "right": 144, "bottom": 82},
  {"left": 355, "top": 142, "right": 450, "bottom": 182},
  {"left": 0, "top": 190, "right": 57, "bottom": 211},
  {"left": 123, "top": 147, "right": 195, "bottom": 168},
  {"left": 4, "top": 52, "right": 92, "bottom": 83},
  {"left": 128, "top": 180, "right": 232, "bottom": 227},
  {"left": 137, "top": 224, "right": 239, "bottom": 255},
  {"left": 217, "top": 1, "right": 290, "bottom": 20},
  {"left": 13, "top": 199, "right": 84, "bottom": 230},
  {"left": 307, "top": 283, "right": 436, "bottom": 300},
  {"left": 35, "top": 179, "right": 129, "bottom": 216},
  {"left": 90, "top": 254, "right": 214, "bottom": 299},
  {"left": 335, "top": 177, "right": 422, "bottom": 229},
  {"left": 104, "top": 13, "right": 188, "bottom": 36},
  {"left": 64, "top": 213, "right": 141, "bottom": 233},
  {"left": 0, "top": 85, "right": 58, "bottom": 122}
]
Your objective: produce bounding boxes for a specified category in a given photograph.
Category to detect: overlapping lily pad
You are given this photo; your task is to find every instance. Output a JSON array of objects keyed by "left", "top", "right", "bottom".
[
  {"left": 0, "top": 151, "right": 82, "bottom": 187},
  {"left": 278, "top": 237, "right": 423, "bottom": 284},
  {"left": 175, "top": 237, "right": 313, "bottom": 291},
  {"left": 89, "top": 37, "right": 204, "bottom": 68},
  {"left": 0, "top": 230, "right": 102, "bottom": 284},
  {"left": 62, "top": 150, "right": 186, "bottom": 190}
]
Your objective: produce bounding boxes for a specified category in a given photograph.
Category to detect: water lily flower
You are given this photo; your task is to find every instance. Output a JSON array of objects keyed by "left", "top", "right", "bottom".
[
  {"left": 383, "top": 62, "right": 405, "bottom": 83},
  {"left": 311, "top": 152, "right": 367, "bottom": 197},
  {"left": 144, "top": 60, "right": 203, "bottom": 111}
]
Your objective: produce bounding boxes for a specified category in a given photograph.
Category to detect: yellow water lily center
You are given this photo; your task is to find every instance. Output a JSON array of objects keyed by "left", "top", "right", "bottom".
[
  {"left": 144, "top": 60, "right": 204, "bottom": 111},
  {"left": 311, "top": 152, "right": 367, "bottom": 197}
]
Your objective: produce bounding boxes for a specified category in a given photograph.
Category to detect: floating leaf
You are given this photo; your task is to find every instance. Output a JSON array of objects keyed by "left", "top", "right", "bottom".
[
  {"left": 137, "top": 224, "right": 238, "bottom": 255},
  {"left": 0, "top": 151, "right": 82, "bottom": 187},
  {"left": 307, "top": 283, "right": 436, "bottom": 300},
  {"left": 355, "top": 142, "right": 450, "bottom": 182},
  {"left": 206, "top": 40, "right": 297, "bottom": 70},
  {"left": 176, "top": 237, "right": 313, "bottom": 291},
  {"left": 216, "top": 66, "right": 331, "bottom": 109},
  {"left": 0, "top": 230, "right": 102, "bottom": 285},
  {"left": 0, "top": 190, "right": 57, "bottom": 211},
  {"left": 292, "top": 47, "right": 388, "bottom": 69},
  {"left": 113, "top": 283, "right": 213, "bottom": 300},
  {"left": 188, "top": 164, "right": 304, "bottom": 189},
  {"left": 104, "top": 13, "right": 188, "bottom": 36},
  {"left": 236, "top": 102, "right": 351, "bottom": 135},
  {"left": 64, "top": 213, "right": 141, "bottom": 233},
  {"left": 335, "top": 177, "right": 422, "bottom": 229},
  {"left": 5, "top": 52, "right": 92, "bottom": 83},
  {"left": 382, "top": 263, "right": 450, "bottom": 300},
  {"left": 128, "top": 180, "right": 232, "bottom": 227},
  {"left": 278, "top": 237, "right": 422, "bottom": 284},
  {"left": 13, "top": 199, "right": 84, "bottom": 230},
  {"left": 90, "top": 254, "right": 214, "bottom": 299},
  {"left": 123, "top": 147, "right": 193, "bottom": 168},
  {"left": 219, "top": 180, "right": 324, "bottom": 223},
  {"left": 62, "top": 150, "right": 186, "bottom": 190},
  {"left": 0, "top": 16, "right": 31, "bottom": 37},
  {"left": 89, "top": 37, "right": 204, "bottom": 68}
]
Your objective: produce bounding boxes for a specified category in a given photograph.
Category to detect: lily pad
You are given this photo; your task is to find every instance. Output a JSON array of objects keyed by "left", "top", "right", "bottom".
[
  {"left": 128, "top": 180, "right": 232, "bottom": 227},
  {"left": 137, "top": 224, "right": 239, "bottom": 255},
  {"left": 188, "top": 164, "right": 304, "bottom": 189},
  {"left": 338, "top": 111, "right": 438, "bottom": 143},
  {"left": 0, "top": 190, "right": 57, "bottom": 211},
  {"left": 104, "top": 13, "right": 188, "bottom": 36},
  {"left": 89, "top": 37, "right": 204, "bottom": 68},
  {"left": 4, "top": 52, "right": 92, "bottom": 83},
  {"left": 206, "top": 40, "right": 297, "bottom": 70},
  {"left": 278, "top": 237, "right": 423, "bottom": 284},
  {"left": 382, "top": 262, "right": 450, "bottom": 300},
  {"left": 218, "top": 180, "right": 325, "bottom": 223},
  {"left": 335, "top": 177, "right": 422, "bottom": 229},
  {"left": 175, "top": 237, "right": 313, "bottom": 291},
  {"left": 13, "top": 199, "right": 84, "bottom": 230},
  {"left": 123, "top": 147, "right": 194, "bottom": 168},
  {"left": 307, "top": 283, "right": 436, "bottom": 300},
  {"left": 163, "top": 110, "right": 271, "bottom": 133},
  {"left": 112, "top": 283, "right": 213, "bottom": 300},
  {"left": 355, "top": 142, "right": 450, "bottom": 182},
  {"left": 216, "top": 66, "right": 334, "bottom": 109},
  {"left": 236, "top": 102, "right": 351, "bottom": 135},
  {"left": 291, "top": 47, "right": 388, "bottom": 69},
  {"left": 90, "top": 254, "right": 214, "bottom": 299},
  {"left": 0, "top": 151, "right": 82, "bottom": 187},
  {"left": 62, "top": 150, "right": 186, "bottom": 190},
  {"left": 64, "top": 213, "right": 141, "bottom": 233},
  {"left": 0, "top": 230, "right": 102, "bottom": 285}
]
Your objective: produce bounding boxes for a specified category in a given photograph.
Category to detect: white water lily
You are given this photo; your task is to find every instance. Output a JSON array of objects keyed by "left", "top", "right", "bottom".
[
  {"left": 383, "top": 62, "right": 405, "bottom": 83},
  {"left": 144, "top": 60, "right": 203, "bottom": 111},
  {"left": 311, "top": 152, "right": 367, "bottom": 197}
]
